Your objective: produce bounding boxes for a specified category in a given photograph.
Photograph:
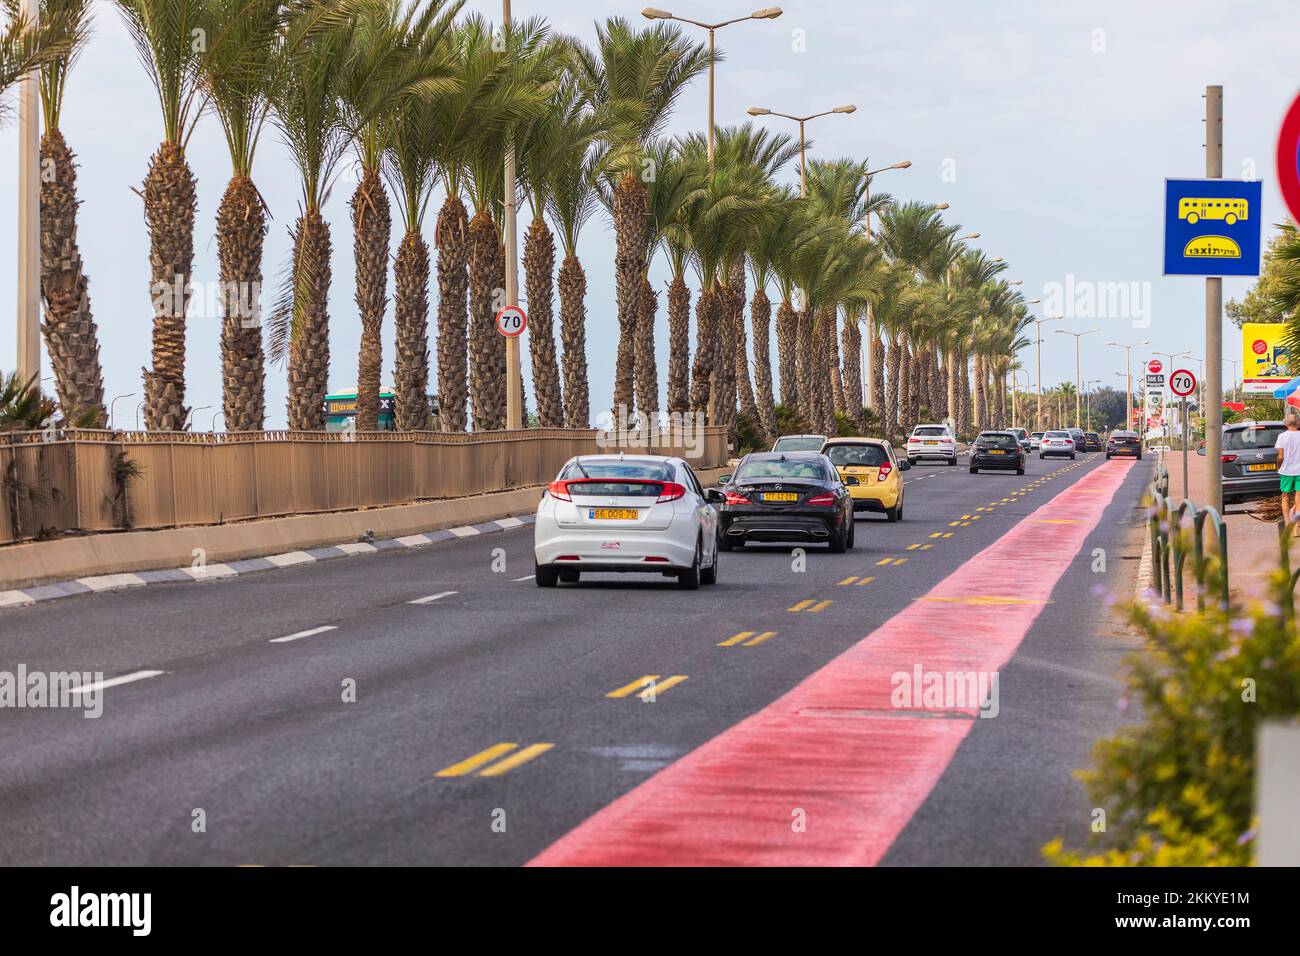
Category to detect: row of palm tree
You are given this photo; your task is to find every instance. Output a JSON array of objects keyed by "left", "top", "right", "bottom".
[{"left": 10, "top": 1, "right": 1032, "bottom": 443}]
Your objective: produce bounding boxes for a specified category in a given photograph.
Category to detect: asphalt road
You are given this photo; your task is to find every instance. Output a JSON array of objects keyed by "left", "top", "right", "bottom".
[{"left": 0, "top": 450, "right": 1153, "bottom": 865}]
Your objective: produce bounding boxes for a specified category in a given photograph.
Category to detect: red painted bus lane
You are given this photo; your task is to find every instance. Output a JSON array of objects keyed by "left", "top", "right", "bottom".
[{"left": 529, "top": 460, "right": 1135, "bottom": 866}]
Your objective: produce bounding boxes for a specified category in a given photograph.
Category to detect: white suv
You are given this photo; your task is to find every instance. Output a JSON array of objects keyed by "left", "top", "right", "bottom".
[{"left": 906, "top": 424, "right": 958, "bottom": 465}]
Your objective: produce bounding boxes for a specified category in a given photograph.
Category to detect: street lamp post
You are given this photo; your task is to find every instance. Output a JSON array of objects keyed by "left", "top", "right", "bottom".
[
  {"left": 643, "top": 7, "right": 783, "bottom": 165},
  {"left": 1224, "top": 357, "right": 1239, "bottom": 404},
  {"left": 1106, "top": 339, "right": 1149, "bottom": 433},
  {"left": 135, "top": 401, "right": 145, "bottom": 431},
  {"left": 1031, "top": 314, "right": 1062, "bottom": 431},
  {"left": 187, "top": 405, "right": 213, "bottom": 432},
  {"left": 109, "top": 393, "right": 134, "bottom": 431},
  {"left": 1055, "top": 327, "right": 1100, "bottom": 428},
  {"left": 746, "top": 104, "right": 857, "bottom": 196},
  {"left": 853, "top": 161, "right": 913, "bottom": 409},
  {"left": 944, "top": 231, "right": 980, "bottom": 433}
]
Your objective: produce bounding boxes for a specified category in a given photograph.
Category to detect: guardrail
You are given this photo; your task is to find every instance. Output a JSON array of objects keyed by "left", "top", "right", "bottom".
[{"left": 1147, "top": 456, "right": 1230, "bottom": 612}]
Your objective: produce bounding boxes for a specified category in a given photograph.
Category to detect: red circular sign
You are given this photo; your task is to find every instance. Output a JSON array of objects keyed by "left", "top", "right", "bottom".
[
  {"left": 1278, "top": 89, "right": 1300, "bottom": 226},
  {"left": 495, "top": 305, "right": 527, "bottom": 338},
  {"left": 1170, "top": 368, "right": 1197, "bottom": 397},
  {"left": 1252, "top": 338, "right": 1268, "bottom": 356},
  {"left": 1147, "top": 359, "right": 1162, "bottom": 374}
]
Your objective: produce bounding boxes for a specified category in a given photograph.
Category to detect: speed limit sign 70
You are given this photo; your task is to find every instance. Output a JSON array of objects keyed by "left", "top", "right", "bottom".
[
  {"left": 496, "top": 305, "right": 527, "bottom": 338},
  {"left": 1170, "top": 368, "right": 1197, "bottom": 397}
]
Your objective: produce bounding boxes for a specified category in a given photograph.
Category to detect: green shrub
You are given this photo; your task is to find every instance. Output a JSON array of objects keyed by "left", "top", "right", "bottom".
[{"left": 1045, "top": 573, "right": 1300, "bottom": 866}]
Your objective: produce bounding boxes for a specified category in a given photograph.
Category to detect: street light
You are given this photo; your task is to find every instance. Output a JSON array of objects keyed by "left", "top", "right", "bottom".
[
  {"left": 212, "top": 409, "right": 225, "bottom": 432},
  {"left": 1107, "top": 338, "right": 1149, "bottom": 432},
  {"left": 645, "top": 6, "right": 782, "bottom": 164},
  {"left": 187, "top": 405, "right": 212, "bottom": 432},
  {"left": 1055, "top": 327, "right": 1100, "bottom": 428},
  {"left": 747, "top": 104, "right": 857, "bottom": 196},
  {"left": 941, "top": 231, "right": 981, "bottom": 433},
  {"left": 1223, "top": 357, "right": 1239, "bottom": 404},
  {"left": 854, "top": 158, "right": 911, "bottom": 409},
  {"left": 1031, "top": 313, "right": 1062, "bottom": 431},
  {"left": 135, "top": 400, "right": 146, "bottom": 431},
  {"left": 109, "top": 393, "right": 134, "bottom": 431}
]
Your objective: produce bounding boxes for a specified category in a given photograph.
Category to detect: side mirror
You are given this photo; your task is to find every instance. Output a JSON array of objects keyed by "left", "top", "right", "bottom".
[
  {"left": 717, "top": 474, "right": 732, "bottom": 486},
  {"left": 844, "top": 476, "right": 860, "bottom": 486},
  {"left": 1196, "top": 447, "right": 1206, "bottom": 456},
  {"left": 897, "top": 459, "right": 911, "bottom": 471},
  {"left": 705, "top": 488, "right": 726, "bottom": 504}
]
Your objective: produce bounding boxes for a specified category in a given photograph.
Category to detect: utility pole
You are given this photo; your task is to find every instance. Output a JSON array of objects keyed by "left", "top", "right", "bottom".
[
  {"left": 1205, "top": 85, "right": 1223, "bottom": 512},
  {"left": 503, "top": 0, "right": 522, "bottom": 430},
  {"left": 16, "top": 0, "right": 41, "bottom": 388}
]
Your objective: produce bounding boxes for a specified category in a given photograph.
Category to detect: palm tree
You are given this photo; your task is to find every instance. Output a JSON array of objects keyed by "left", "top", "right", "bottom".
[
  {"left": 572, "top": 17, "right": 710, "bottom": 420},
  {"left": 338, "top": 0, "right": 461, "bottom": 432},
  {"left": 202, "top": 0, "right": 291, "bottom": 433},
  {"left": 268, "top": 12, "right": 353, "bottom": 430},
  {"left": 746, "top": 189, "right": 803, "bottom": 441},
  {"left": 115, "top": 0, "right": 213, "bottom": 431},
  {"left": 26, "top": 0, "right": 103, "bottom": 426}
]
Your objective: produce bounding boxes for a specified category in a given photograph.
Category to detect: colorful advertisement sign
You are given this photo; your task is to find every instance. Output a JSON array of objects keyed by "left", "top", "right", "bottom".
[{"left": 1242, "top": 322, "right": 1292, "bottom": 394}]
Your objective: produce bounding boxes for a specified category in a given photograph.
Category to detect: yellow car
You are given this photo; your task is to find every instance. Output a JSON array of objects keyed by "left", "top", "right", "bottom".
[{"left": 820, "top": 437, "right": 910, "bottom": 522}]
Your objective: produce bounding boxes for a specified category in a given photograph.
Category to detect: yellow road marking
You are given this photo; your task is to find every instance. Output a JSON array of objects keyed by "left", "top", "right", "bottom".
[
  {"left": 976, "top": 507, "right": 992, "bottom": 512},
  {"left": 906, "top": 544, "right": 920, "bottom": 550},
  {"left": 961, "top": 514, "right": 972, "bottom": 519},
  {"left": 807, "top": 600, "right": 833, "bottom": 613},
  {"left": 838, "top": 575, "right": 860, "bottom": 585},
  {"left": 855, "top": 576, "right": 876, "bottom": 586},
  {"left": 638, "top": 675, "right": 688, "bottom": 700},
  {"left": 948, "top": 520, "right": 962, "bottom": 527},
  {"left": 892, "top": 558, "right": 908, "bottom": 566},
  {"left": 478, "top": 743, "right": 554, "bottom": 777},
  {"left": 436, "top": 743, "right": 517, "bottom": 777},
  {"left": 930, "top": 532, "right": 945, "bottom": 538},
  {"left": 877, "top": 557, "right": 895, "bottom": 565},
  {"left": 958, "top": 521, "right": 971, "bottom": 526},
  {"left": 743, "top": 631, "right": 776, "bottom": 646},
  {"left": 607, "top": 675, "right": 660, "bottom": 698},
  {"left": 920, "top": 544, "right": 933, "bottom": 550},
  {"left": 719, "top": 631, "right": 754, "bottom": 647},
  {"left": 919, "top": 596, "right": 1049, "bottom": 606},
  {"left": 939, "top": 532, "right": 953, "bottom": 538},
  {"left": 789, "top": 598, "right": 815, "bottom": 611}
]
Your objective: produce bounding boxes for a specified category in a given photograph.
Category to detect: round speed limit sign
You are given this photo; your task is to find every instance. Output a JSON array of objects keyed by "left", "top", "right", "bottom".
[
  {"left": 495, "top": 305, "right": 527, "bottom": 338},
  {"left": 1170, "top": 368, "right": 1197, "bottom": 397}
]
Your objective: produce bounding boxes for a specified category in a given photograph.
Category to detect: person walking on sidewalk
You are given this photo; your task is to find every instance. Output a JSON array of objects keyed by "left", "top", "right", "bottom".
[{"left": 1276, "top": 412, "right": 1300, "bottom": 536}]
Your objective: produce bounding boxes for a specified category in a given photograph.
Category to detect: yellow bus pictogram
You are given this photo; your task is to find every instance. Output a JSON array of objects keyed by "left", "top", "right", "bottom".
[{"left": 1178, "top": 196, "right": 1248, "bottom": 226}]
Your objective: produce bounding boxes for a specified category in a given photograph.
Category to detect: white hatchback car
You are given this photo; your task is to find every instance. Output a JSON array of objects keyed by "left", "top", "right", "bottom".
[
  {"left": 906, "top": 424, "right": 958, "bottom": 465},
  {"left": 534, "top": 454, "right": 720, "bottom": 589}
]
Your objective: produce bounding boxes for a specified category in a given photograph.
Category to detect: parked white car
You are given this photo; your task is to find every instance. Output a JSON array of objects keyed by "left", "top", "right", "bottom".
[
  {"left": 771, "top": 433, "right": 827, "bottom": 453},
  {"left": 534, "top": 454, "right": 720, "bottom": 590},
  {"left": 906, "top": 423, "right": 958, "bottom": 465}
]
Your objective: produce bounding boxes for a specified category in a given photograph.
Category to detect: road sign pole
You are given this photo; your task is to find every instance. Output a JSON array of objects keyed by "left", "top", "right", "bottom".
[
  {"left": 1205, "top": 84, "right": 1224, "bottom": 511},
  {"left": 502, "top": 0, "right": 522, "bottom": 431},
  {"left": 1183, "top": 398, "right": 1190, "bottom": 498}
]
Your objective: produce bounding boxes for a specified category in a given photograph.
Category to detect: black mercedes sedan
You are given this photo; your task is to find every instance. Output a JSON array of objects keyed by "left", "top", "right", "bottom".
[
  {"left": 969, "top": 431, "right": 1026, "bottom": 474},
  {"left": 716, "top": 452, "right": 857, "bottom": 552}
]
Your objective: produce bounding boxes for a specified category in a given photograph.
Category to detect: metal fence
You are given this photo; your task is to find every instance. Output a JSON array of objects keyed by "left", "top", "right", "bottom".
[
  {"left": 0, "top": 426, "right": 730, "bottom": 545},
  {"left": 1147, "top": 456, "right": 1230, "bottom": 611}
]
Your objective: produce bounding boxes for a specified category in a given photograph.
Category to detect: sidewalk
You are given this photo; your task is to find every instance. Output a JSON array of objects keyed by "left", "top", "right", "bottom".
[{"left": 1161, "top": 451, "right": 1285, "bottom": 604}]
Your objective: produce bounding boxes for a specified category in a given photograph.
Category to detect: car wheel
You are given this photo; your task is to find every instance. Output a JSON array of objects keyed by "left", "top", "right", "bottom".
[
  {"left": 701, "top": 547, "right": 718, "bottom": 585},
  {"left": 886, "top": 501, "right": 901, "bottom": 522},
  {"left": 1070, "top": 453, "right": 1076, "bottom": 460},
  {"left": 1016, "top": 466, "right": 1025, "bottom": 475},
  {"left": 717, "top": 531, "right": 734, "bottom": 552},
  {"left": 969, "top": 467, "right": 978, "bottom": 474},
  {"left": 558, "top": 569, "right": 580, "bottom": 584},
  {"left": 1105, "top": 453, "right": 1111, "bottom": 460},
  {"left": 947, "top": 456, "right": 956, "bottom": 466},
  {"left": 907, "top": 458, "right": 917, "bottom": 466},
  {"left": 846, "top": 518, "right": 856, "bottom": 550},
  {"left": 1137, "top": 453, "right": 1143, "bottom": 460},
  {"left": 535, "top": 563, "right": 559, "bottom": 588},
  {"left": 828, "top": 521, "right": 847, "bottom": 554},
  {"left": 678, "top": 540, "right": 702, "bottom": 590}
]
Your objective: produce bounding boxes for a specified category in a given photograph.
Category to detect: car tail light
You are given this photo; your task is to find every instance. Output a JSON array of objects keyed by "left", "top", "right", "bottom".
[
  {"left": 1221, "top": 454, "right": 1238, "bottom": 463},
  {"left": 556, "top": 555, "right": 580, "bottom": 561},
  {"left": 643, "top": 556, "right": 670, "bottom": 562},
  {"left": 807, "top": 492, "right": 836, "bottom": 506},
  {"left": 548, "top": 480, "right": 572, "bottom": 501},
  {"left": 655, "top": 481, "right": 686, "bottom": 503},
  {"left": 724, "top": 491, "right": 751, "bottom": 505},
  {"left": 877, "top": 463, "right": 893, "bottom": 481},
  {"left": 940, "top": 437, "right": 953, "bottom": 444}
]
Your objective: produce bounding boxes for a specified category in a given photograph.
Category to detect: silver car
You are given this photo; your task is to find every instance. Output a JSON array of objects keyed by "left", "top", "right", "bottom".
[{"left": 1199, "top": 421, "right": 1283, "bottom": 505}]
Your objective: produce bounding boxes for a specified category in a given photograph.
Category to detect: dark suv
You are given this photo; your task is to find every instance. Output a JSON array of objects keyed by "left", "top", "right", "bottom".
[
  {"left": 1200, "top": 422, "right": 1283, "bottom": 505},
  {"left": 969, "top": 431, "right": 1026, "bottom": 474}
]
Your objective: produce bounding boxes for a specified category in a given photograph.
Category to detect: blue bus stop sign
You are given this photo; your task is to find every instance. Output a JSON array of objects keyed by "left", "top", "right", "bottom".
[{"left": 1163, "top": 178, "right": 1262, "bottom": 277}]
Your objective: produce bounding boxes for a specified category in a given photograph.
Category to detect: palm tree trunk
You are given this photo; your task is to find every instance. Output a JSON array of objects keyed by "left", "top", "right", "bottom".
[
  {"left": 816, "top": 315, "right": 836, "bottom": 435},
  {"left": 40, "top": 130, "right": 106, "bottom": 427},
  {"left": 776, "top": 297, "right": 797, "bottom": 408},
  {"left": 435, "top": 194, "right": 469, "bottom": 432},
  {"left": 216, "top": 173, "right": 265, "bottom": 431},
  {"left": 690, "top": 281, "right": 717, "bottom": 418},
  {"left": 795, "top": 306, "right": 816, "bottom": 429},
  {"left": 751, "top": 287, "right": 777, "bottom": 441},
  {"left": 666, "top": 275, "right": 690, "bottom": 415},
  {"left": 730, "top": 260, "right": 757, "bottom": 428},
  {"left": 885, "top": 334, "right": 901, "bottom": 436},
  {"left": 958, "top": 349, "right": 971, "bottom": 435},
  {"left": 973, "top": 355, "right": 985, "bottom": 431},
  {"left": 828, "top": 312, "right": 845, "bottom": 416},
  {"left": 393, "top": 230, "right": 431, "bottom": 430},
  {"left": 141, "top": 141, "right": 196, "bottom": 431},
  {"left": 286, "top": 209, "right": 331, "bottom": 431},
  {"left": 467, "top": 208, "right": 504, "bottom": 431},
  {"left": 524, "top": 216, "right": 564, "bottom": 427},
  {"left": 635, "top": 276, "right": 659, "bottom": 425},
  {"left": 558, "top": 253, "right": 589, "bottom": 428},
  {"left": 612, "top": 174, "right": 645, "bottom": 419},
  {"left": 871, "top": 326, "right": 885, "bottom": 419},
  {"left": 899, "top": 338, "right": 913, "bottom": 431},
  {"left": 713, "top": 281, "right": 737, "bottom": 434},
  {"left": 841, "top": 314, "right": 863, "bottom": 427},
  {"left": 351, "top": 166, "right": 389, "bottom": 432}
]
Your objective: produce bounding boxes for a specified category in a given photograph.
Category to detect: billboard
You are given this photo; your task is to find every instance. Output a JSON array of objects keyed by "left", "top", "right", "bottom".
[{"left": 1242, "top": 322, "right": 1292, "bottom": 394}]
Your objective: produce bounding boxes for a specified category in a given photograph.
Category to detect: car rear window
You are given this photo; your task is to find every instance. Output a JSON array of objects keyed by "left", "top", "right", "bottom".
[
  {"left": 978, "top": 433, "right": 1017, "bottom": 448},
  {"left": 1045, "top": 431, "right": 1071, "bottom": 439},
  {"left": 824, "top": 444, "right": 887, "bottom": 467},
  {"left": 1224, "top": 426, "right": 1284, "bottom": 450},
  {"left": 913, "top": 427, "right": 948, "bottom": 437},
  {"left": 736, "top": 458, "right": 827, "bottom": 481},
  {"left": 560, "top": 462, "right": 675, "bottom": 496},
  {"left": 772, "top": 437, "right": 825, "bottom": 451}
]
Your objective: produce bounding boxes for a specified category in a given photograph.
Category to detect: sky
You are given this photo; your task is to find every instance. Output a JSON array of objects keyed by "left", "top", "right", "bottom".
[{"left": 1, "top": 0, "right": 1298, "bottom": 428}]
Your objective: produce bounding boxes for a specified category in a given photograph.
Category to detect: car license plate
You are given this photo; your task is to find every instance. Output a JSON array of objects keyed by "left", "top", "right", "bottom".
[
  {"left": 924, "top": 440, "right": 938, "bottom": 444},
  {"left": 762, "top": 492, "right": 799, "bottom": 502},
  {"left": 988, "top": 449, "right": 1005, "bottom": 455},
  {"left": 590, "top": 508, "right": 639, "bottom": 519},
  {"left": 1246, "top": 463, "right": 1277, "bottom": 472}
]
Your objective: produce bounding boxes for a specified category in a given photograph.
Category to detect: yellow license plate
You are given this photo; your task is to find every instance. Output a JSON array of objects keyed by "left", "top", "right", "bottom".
[
  {"left": 1246, "top": 463, "right": 1276, "bottom": 472},
  {"left": 988, "top": 449, "right": 1006, "bottom": 454},
  {"left": 590, "top": 508, "right": 639, "bottom": 519},
  {"left": 762, "top": 492, "right": 799, "bottom": 502},
  {"left": 924, "top": 440, "right": 938, "bottom": 444}
]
